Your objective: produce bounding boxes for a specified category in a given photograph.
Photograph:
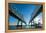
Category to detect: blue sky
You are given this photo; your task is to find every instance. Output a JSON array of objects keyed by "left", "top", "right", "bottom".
[{"left": 9, "top": 3, "right": 42, "bottom": 25}]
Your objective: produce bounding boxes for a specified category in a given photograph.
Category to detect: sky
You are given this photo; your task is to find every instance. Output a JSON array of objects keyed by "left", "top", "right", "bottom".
[
  {"left": 8, "top": 3, "right": 42, "bottom": 25},
  {"left": 34, "top": 12, "right": 42, "bottom": 24}
]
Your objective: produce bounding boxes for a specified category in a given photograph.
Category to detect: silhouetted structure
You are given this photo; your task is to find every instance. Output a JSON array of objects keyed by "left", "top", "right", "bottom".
[
  {"left": 29, "top": 5, "right": 43, "bottom": 28},
  {"left": 8, "top": 8, "right": 26, "bottom": 29}
]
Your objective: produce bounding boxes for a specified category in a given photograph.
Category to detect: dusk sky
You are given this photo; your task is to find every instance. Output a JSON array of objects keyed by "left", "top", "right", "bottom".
[{"left": 9, "top": 3, "right": 42, "bottom": 25}]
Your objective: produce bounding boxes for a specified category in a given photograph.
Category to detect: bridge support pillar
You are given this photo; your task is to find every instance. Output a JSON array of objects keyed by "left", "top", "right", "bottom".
[{"left": 17, "top": 19, "right": 22, "bottom": 29}]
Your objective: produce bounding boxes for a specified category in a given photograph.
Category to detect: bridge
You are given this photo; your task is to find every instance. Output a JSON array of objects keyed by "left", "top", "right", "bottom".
[
  {"left": 29, "top": 5, "right": 43, "bottom": 28},
  {"left": 9, "top": 8, "right": 26, "bottom": 29},
  {"left": 29, "top": 5, "right": 43, "bottom": 23},
  {"left": 8, "top": 4, "right": 43, "bottom": 29}
]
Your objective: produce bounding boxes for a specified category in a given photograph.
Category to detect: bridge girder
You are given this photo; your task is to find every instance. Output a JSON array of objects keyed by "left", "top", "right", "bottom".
[
  {"left": 29, "top": 5, "right": 43, "bottom": 23},
  {"left": 9, "top": 9, "right": 26, "bottom": 24}
]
